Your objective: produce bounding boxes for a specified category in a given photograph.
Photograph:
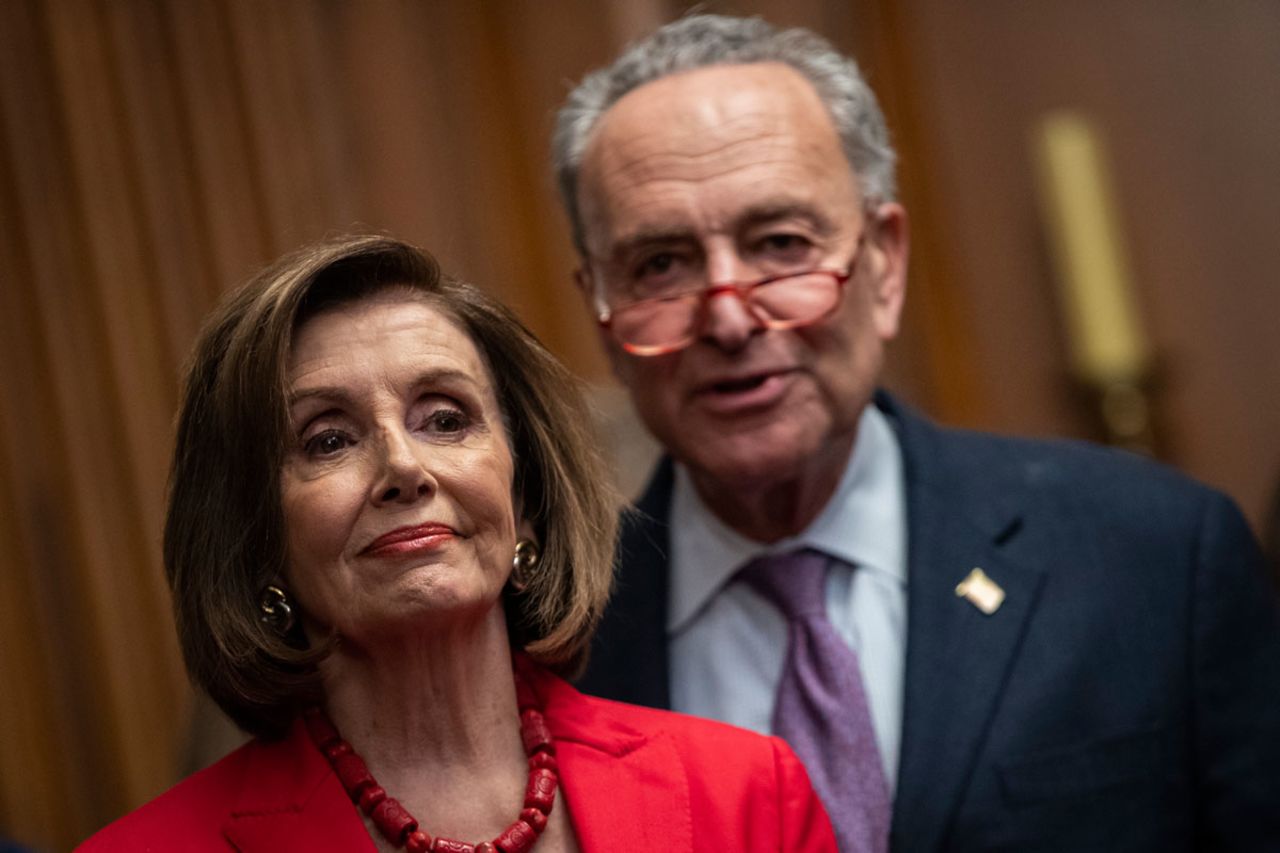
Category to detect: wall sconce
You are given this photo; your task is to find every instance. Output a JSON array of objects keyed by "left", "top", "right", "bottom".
[{"left": 1033, "top": 111, "right": 1157, "bottom": 453}]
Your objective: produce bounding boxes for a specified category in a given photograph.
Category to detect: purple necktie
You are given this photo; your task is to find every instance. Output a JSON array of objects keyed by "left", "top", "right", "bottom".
[{"left": 739, "top": 549, "right": 891, "bottom": 853}]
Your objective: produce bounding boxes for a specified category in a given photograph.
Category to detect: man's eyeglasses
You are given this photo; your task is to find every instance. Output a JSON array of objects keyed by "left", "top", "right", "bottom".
[{"left": 595, "top": 235, "right": 866, "bottom": 357}]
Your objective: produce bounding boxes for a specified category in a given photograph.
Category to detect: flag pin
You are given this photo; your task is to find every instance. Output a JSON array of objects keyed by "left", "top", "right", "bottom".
[{"left": 955, "top": 567, "right": 1005, "bottom": 615}]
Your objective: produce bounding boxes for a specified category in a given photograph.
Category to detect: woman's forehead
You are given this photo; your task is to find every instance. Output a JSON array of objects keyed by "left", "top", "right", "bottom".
[{"left": 287, "top": 293, "right": 493, "bottom": 398}]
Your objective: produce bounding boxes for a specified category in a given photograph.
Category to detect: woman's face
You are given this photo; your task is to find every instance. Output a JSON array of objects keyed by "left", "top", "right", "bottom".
[{"left": 280, "top": 291, "right": 520, "bottom": 644}]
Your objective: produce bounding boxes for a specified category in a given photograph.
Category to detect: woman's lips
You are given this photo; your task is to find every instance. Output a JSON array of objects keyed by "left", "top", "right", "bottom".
[{"left": 360, "top": 523, "right": 456, "bottom": 557}]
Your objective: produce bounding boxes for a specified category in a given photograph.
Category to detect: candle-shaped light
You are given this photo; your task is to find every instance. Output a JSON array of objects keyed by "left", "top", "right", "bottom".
[{"left": 1033, "top": 112, "right": 1151, "bottom": 385}]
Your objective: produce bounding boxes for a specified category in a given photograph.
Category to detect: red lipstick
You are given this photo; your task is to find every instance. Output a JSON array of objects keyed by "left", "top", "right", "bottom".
[{"left": 361, "top": 523, "right": 456, "bottom": 557}]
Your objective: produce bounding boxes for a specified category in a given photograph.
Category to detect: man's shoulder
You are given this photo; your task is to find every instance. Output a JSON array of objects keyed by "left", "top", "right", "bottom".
[{"left": 891, "top": 397, "right": 1226, "bottom": 520}]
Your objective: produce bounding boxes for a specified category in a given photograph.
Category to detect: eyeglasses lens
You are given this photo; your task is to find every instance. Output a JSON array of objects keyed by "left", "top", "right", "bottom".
[{"left": 611, "top": 271, "right": 840, "bottom": 355}]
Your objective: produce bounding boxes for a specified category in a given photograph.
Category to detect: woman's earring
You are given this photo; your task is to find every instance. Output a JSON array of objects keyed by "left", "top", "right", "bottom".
[
  {"left": 510, "top": 539, "right": 540, "bottom": 592},
  {"left": 259, "top": 584, "right": 296, "bottom": 634}
]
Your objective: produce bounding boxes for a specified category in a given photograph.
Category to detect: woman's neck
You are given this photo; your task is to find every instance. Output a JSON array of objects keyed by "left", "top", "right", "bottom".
[{"left": 318, "top": 607, "right": 531, "bottom": 845}]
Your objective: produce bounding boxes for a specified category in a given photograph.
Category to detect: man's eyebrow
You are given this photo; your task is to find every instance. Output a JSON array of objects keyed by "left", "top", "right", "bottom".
[
  {"left": 737, "top": 201, "right": 833, "bottom": 233},
  {"left": 607, "top": 201, "right": 833, "bottom": 259},
  {"left": 608, "top": 226, "right": 692, "bottom": 261}
]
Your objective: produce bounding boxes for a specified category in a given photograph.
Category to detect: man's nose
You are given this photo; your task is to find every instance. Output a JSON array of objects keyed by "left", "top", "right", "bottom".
[
  {"left": 370, "top": 426, "right": 433, "bottom": 505},
  {"left": 698, "top": 284, "right": 763, "bottom": 352},
  {"left": 698, "top": 252, "right": 764, "bottom": 352}
]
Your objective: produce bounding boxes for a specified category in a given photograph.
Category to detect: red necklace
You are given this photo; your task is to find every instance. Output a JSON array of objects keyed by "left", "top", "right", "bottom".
[{"left": 304, "top": 666, "right": 558, "bottom": 853}]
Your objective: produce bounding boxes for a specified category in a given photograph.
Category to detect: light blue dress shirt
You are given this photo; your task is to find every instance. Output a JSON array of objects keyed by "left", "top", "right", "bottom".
[{"left": 668, "top": 404, "right": 908, "bottom": 791}]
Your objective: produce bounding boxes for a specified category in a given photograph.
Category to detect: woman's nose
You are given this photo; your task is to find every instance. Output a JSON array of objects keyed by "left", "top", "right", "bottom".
[{"left": 371, "top": 427, "right": 433, "bottom": 505}]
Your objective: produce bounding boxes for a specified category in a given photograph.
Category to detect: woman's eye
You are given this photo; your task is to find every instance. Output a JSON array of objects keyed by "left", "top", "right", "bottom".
[
  {"left": 425, "top": 408, "right": 468, "bottom": 434},
  {"left": 303, "top": 429, "right": 351, "bottom": 457}
]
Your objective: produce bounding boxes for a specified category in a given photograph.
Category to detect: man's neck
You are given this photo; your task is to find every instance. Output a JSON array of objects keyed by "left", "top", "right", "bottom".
[{"left": 688, "top": 430, "right": 858, "bottom": 543}]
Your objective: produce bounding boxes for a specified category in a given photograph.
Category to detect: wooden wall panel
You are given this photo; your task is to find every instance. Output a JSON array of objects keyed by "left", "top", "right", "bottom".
[{"left": 883, "top": 0, "right": 1280, "bottom": 521}]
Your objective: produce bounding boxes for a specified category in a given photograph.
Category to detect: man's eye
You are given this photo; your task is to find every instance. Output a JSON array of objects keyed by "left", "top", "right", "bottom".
[
  {"left": 304, "top": 430, "right": 351, "bottom": 457},
  {"left": 636, "top": 252, "right": 678, "bottom": 278},
  {"left": 760, "top": 233, "right": 811, "bottom": 254}
]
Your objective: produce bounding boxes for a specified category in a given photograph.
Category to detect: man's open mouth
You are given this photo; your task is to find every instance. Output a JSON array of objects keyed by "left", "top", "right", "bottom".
[{"left": 711, "top": 374, "right": 770, "bottom": 394}]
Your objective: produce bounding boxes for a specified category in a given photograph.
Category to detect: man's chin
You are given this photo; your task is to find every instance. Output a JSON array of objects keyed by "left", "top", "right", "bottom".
[{"left": 682, "top": 443, "right": 812, "bottom": 492}]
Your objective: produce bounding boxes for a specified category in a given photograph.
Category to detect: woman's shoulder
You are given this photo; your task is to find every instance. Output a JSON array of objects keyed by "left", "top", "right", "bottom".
[
  {"left": 534, "top": 661, "right": 781, "bottom": 761},
  {"left": 77, "top": 738, "right": 263, "bottom": 851},
  {"left": 534, "top": 662, "right": 800, "bottom": 789},
  {"left": 587, "top": 690, "right": 783, "bottom": 754},
  {"left": 534, "top": 670, "right": 837, "bottom": 850}
]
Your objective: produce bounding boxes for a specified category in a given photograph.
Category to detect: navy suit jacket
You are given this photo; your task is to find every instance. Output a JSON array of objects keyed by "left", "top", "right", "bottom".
[{"left": 578, "top": 393, "right": 1280, "bottom": 851}]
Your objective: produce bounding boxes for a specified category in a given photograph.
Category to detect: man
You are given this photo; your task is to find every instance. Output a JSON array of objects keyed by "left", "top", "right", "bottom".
[{"left": 552, "top": 14, "right": 1280, "bottom": 852}]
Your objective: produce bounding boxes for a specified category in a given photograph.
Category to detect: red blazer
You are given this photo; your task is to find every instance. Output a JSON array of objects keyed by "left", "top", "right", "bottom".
[{"left": 80, "top": 663, "right": 836, "bottom": 851}]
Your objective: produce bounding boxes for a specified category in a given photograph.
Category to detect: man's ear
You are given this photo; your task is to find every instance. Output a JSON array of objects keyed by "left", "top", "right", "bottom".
[
  {"left": 573, "top": 264, "right": 610, "bottom": 316},
  {"left": 575, "top": 265, "right": 634, "bottom": 384},
  {"left": 867, "top": 202, "right": 910, "bottom": 341},
  {"left": 572, "top": 266, "right": 592, "bottom": 300}
]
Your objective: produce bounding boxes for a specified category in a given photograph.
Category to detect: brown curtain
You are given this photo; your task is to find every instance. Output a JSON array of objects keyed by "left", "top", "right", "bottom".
[
  {"left": 5, "top": 1, "right": 1279, "bottom": 849},
  {"left": 0, "top": 1, "right": 679, "bottom": 846}
]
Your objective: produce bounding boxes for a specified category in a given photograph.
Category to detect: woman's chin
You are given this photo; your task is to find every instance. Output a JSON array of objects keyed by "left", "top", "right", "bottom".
[{"left": 337, "top": 588, "right": 507, "bottom": 648}]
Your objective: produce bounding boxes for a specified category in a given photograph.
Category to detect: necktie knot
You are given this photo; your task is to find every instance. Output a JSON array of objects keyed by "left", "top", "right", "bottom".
[{"left": 738, "top": 548, "right": 831, "bottom": 620}]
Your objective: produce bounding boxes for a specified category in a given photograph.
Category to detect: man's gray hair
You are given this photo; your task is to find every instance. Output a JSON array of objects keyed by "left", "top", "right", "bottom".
[{"left": 552, "top": 14, "right": 897, "bottom": 254}]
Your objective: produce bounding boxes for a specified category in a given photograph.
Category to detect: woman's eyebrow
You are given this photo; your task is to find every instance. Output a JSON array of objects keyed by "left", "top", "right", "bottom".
[
  {"left": 288, "top": 368, "right": 482, "bottom": 407},
  {"left": 288, "top": 385, "right": 355, "bottom": 408},
  {"left": 409, "top": 367, "right": 480, "bottom": 389}
]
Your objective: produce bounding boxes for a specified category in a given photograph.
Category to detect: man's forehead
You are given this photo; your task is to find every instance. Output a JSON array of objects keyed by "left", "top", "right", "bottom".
[
  {"left": 589, "top": 62, "right": 830, "bottom": 152},
  {"left": 576, "top": 62, "right": 854, "bottom": 250},
  {"left": 611, "top": 61, "right": 822, "bottom": 110}
]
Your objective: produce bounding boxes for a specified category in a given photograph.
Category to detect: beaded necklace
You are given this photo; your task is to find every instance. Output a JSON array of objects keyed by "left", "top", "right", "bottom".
[{"left": 304, "top": 665, "right": 558, "bottom": 853}]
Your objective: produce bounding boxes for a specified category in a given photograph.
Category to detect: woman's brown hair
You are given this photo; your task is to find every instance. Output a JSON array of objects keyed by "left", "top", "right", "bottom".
[{"left": 166, "top": 234, "right": 617, "bottom": 738}]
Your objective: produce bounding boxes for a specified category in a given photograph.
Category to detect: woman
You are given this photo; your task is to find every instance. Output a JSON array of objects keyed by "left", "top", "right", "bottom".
[{"left": 81, "top": 235, "right": 837, "bottom": 852}]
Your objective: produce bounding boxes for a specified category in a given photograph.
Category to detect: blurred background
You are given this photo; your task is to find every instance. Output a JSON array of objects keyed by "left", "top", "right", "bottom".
[{"left": 2, "top": 1, "right": 1278, "bottom": 849}]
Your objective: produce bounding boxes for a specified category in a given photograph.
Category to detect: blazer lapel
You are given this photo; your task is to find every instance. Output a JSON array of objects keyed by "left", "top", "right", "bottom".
[
  {"left": 221, "top": 719, "right": 376, "bottom": 852},
  {"left": 884, "top": 397, "right": 1047, "bottom": 853},
  {"left": 530, "top": 664, "right": 692, "bottom": 851}
]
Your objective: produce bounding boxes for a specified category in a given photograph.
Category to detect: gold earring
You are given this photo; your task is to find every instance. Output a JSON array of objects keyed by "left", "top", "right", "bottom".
[
  {"left": 259, "top": 584, "right": 296, "bottom": 634},
  {"left": 511, "top": 539, "right": 540, "bottom": 592}
]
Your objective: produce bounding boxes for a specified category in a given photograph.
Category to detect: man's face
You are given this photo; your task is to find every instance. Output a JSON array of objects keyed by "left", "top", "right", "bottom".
[{"left": 576, "top": 62, "right": 908, "bottom": 493}]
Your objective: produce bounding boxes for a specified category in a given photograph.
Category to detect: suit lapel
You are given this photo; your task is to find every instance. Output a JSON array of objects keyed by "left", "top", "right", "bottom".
[
  {"left": 221, "top": 719, "right": 376, "bottom": 852},
  {"left": 884, "top": 397, "right": 1047, "bottom": 853},
  {"left": 578, "top": 459, "right": 674, "bottom": 708}
]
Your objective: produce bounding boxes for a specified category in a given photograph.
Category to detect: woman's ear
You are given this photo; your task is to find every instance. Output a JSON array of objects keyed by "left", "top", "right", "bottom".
[{"left": 509, "top": 519, "right": 542, "bottom": 594}]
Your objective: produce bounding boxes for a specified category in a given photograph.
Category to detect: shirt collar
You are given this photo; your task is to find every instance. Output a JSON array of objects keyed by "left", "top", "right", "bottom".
[{"left": 668, "top": 403, "right": 907, "bottom": 632}]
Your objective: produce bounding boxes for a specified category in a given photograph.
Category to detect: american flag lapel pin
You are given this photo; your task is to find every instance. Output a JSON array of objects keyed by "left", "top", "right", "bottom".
[{"left": 955, "top": 567, "right": 1005, "bottom": 615}]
